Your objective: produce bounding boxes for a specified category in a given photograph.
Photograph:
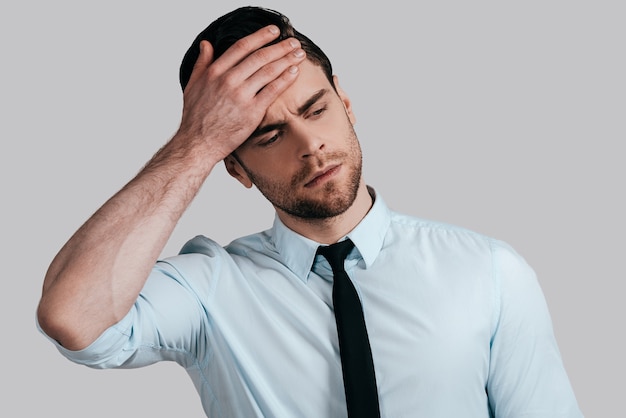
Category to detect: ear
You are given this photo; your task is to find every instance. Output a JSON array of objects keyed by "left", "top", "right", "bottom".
[
  {"left": 333, "top": 75, "right": 356, "bottom": 125},
  {"left": 224, "top": 154, "right": 253, "bottom": 189}
]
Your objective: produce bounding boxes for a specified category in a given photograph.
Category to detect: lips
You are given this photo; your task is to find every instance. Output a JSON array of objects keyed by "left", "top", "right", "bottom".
[{"left": 304, "top": 164, "right": 341, "bottom": 188}]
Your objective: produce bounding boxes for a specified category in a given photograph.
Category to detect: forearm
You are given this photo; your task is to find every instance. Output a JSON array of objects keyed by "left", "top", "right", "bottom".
[
  {"left": 37, "top": 26, "right": 305, "bottom": 351},
  {"left": 37, "top": 133, "right": 219, "bottom": 350}
]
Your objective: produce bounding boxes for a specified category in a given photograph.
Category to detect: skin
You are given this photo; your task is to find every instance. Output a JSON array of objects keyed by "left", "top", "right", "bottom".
[
  {"left": 37, "top": 25, "right": 372, "bottom": 351},
  {"left": 226, "top": 59, "right": 372, "bottom": 242}
]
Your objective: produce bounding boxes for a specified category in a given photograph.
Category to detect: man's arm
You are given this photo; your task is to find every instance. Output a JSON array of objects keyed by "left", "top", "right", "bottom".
[
  {"left": 37, "top": 25, "right": 306, "bottom": 351},
  {"left": 487, "top": 240, "right": 583, "bottom": 417}
]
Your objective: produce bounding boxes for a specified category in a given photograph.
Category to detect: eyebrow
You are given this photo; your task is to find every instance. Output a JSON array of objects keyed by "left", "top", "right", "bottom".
[{"left": 249, "top": 89, "right": 329, "bottom": 138}]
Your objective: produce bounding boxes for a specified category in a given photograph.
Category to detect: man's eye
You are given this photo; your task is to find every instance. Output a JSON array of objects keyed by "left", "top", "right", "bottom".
[
  {"left": 260, "top": 133, "right": 280, "bottom": 147},
  {"left": 311, "top": 106, "right": 327, "bottom": 117}
]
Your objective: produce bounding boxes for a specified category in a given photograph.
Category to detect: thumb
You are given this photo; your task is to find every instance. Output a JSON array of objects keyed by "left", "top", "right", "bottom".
[
  {"left": 186, "top": 40, "right": 215, "bottom": 90},
  {"left": 196, "top": 40, "right": 215, "bottom": 68}
]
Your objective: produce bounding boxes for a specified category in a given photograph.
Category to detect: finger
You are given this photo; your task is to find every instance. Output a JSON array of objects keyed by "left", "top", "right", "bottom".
[
  {"left": 185, "top": 40, "right": 215, "bottom": 92},
  {"left": 254, "top": 64, "right": 301, "bottom": 108},
  {"left": 242, "top": 47, "right": 306, "bottom": 97},
  {"left": 214, "top": 25, "right": 282, "bottom": 71},
  {"left": 232, "top": 37, "right": 302, "bottom": 83}
]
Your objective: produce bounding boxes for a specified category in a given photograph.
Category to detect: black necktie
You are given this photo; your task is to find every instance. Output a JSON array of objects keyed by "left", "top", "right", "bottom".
[{"left": 317, "top": 239, "right": 381, "bottom": 418}]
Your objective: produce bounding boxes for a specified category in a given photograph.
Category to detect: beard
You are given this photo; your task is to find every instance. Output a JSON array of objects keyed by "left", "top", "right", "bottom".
[{"left": 239, "top": 124, "right": 362, "bottom": 220}]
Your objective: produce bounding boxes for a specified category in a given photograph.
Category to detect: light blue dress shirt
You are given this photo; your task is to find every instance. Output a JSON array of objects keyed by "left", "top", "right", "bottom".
[{"left": 41, "top": 189, "right": 583, "bottom": 417}]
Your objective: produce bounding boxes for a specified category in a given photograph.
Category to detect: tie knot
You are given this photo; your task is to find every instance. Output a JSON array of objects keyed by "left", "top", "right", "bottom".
[{"left": 317, "top": 239, "right": 355, "bottom": 272}]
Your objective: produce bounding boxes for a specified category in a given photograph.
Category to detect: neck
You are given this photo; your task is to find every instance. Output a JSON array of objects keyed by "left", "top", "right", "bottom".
[{"left": 276, "top": 180, "right": 373, "bottom": 244}]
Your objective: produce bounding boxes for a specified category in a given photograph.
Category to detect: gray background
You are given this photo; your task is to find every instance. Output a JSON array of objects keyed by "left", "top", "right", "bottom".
[{"left": 1, "top": 0, "right": 623, "bottom": 416}]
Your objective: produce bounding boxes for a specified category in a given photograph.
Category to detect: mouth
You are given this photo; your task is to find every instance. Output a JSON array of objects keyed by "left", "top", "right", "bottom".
[{"left": 304, "top": 164, "right": 341, "bottom": 188}]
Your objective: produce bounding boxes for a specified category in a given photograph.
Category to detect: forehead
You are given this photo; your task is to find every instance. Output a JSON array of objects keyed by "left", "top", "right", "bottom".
[{"left": 264, "top": 60, "right": 334, "bottom": 115}]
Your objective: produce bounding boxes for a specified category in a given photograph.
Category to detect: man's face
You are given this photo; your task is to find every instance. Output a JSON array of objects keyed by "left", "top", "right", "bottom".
[{"left": 227, "top": 60, "right": 362, "bottom": 220}]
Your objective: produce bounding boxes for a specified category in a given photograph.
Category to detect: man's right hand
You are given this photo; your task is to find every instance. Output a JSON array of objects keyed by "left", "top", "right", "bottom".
[
  {"left": 176, "top": 25, "right": 306, "bottom": 164},
  {"left": 37, "top": 25, "right": 305, "bottom": 351}
]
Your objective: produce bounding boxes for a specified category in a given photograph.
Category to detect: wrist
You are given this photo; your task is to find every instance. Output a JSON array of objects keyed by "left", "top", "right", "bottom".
[{"left": 162, "top": 130, "right": 224, "bottom": 173}]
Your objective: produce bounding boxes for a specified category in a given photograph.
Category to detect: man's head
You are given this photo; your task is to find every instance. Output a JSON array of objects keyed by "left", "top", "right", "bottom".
[
  {"left": 227, "top": 59, "right": 363, "bottom": 221},
  {"left": 179, "top": 6, "right": 334, "bottom": 92},
  {"left": 180, "top": 7, "right": 367, "bottom": 224}
]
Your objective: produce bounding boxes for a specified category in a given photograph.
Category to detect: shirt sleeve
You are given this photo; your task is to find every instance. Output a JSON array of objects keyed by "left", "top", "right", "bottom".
[
  {"left": 37, "top": 235, "right": 225, "bottom": 370},
  {"left": 487, "top": 240, "right": 584, "bottom": 418}
]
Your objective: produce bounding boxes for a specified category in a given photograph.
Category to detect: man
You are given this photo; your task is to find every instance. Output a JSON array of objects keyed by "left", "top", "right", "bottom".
[{"left": 37, "top": 6, "right": 583, "bottom": 417}]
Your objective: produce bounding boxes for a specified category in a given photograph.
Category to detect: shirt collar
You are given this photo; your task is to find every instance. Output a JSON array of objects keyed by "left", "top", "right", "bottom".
[{"left": 270, "top": 186, "right": 391, "bottom": 283}]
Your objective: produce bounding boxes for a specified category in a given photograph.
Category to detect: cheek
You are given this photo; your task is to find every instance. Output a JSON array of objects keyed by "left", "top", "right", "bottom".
[
  {"left": 309, "top": 114, "right": 349, "bottom": 143},
  {"left": 245, "top": 149, "right": 298, "bottom": 178}
]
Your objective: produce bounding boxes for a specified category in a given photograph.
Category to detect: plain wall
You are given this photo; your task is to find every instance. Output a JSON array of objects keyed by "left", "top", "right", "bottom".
[{"left": 1, "top": 0, "right": 623, "bottom": 416}]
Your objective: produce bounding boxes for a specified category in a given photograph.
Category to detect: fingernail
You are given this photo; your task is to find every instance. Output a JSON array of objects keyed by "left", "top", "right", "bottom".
[
  {"left": 294, "top": 49, "right": 305, "bottom": 58},
  {"left": 288, "top": 66, "right": 298, "bottom": 74},
  {"left": 290, "top": 39, "right": 299, "bottom": 49},
  {"left": 269, "top": 25, "right": 279, "bottom": 35}
]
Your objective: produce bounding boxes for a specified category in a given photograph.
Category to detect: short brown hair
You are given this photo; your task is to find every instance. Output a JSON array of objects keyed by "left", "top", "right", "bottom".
[{"left": 178, "top": 6, "right": 334, "bottom": 91}]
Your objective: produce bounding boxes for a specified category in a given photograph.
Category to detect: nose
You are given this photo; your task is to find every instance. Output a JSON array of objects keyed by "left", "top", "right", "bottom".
[{"left": 292, "top": 123, "right": 325, "bottom": 159}]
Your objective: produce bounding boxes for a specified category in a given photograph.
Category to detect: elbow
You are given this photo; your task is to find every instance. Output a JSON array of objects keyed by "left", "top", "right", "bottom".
[
  {"left": 38, "top": 266, "right": 132, "bottom": 350},
  {"left": 37, "top": 297, "right": 77, "bottom": 349},
  {"left": 37, "top": 294, "right": 99, "bottom": 351}
]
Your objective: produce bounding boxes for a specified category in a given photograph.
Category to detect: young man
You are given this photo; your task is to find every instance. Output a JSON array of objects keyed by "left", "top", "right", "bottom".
[{"left": 37, "top": 6, "right": 583, "bottom": 417}]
